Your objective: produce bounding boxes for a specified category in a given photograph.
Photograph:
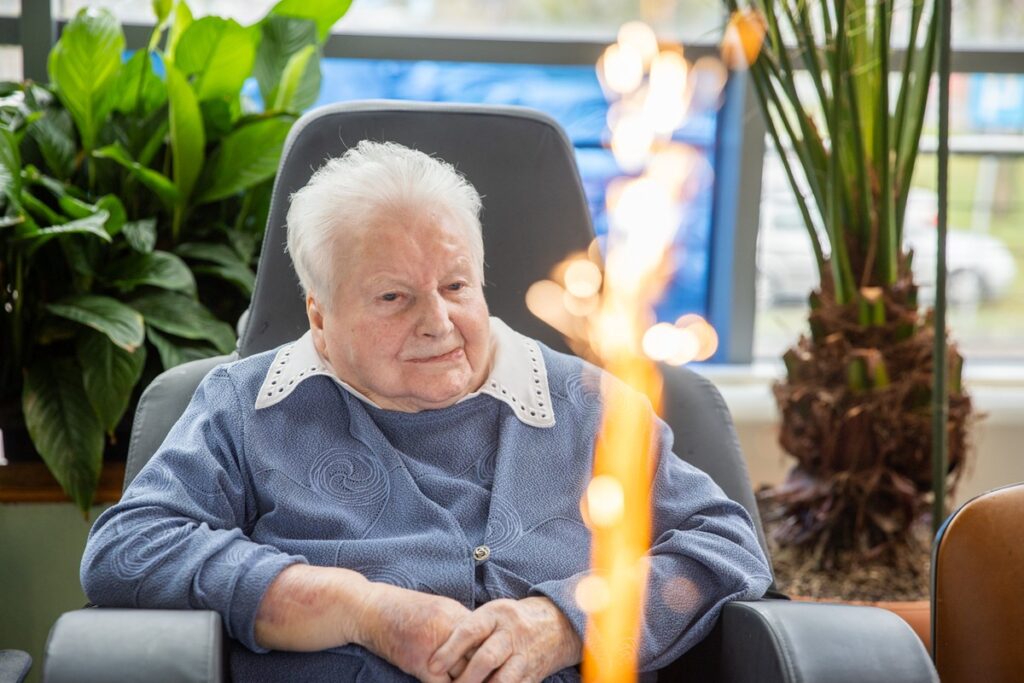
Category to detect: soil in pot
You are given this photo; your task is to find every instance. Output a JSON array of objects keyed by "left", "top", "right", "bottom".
[{"left": 758, "top": 494, "right": 933, "bottom": 649}]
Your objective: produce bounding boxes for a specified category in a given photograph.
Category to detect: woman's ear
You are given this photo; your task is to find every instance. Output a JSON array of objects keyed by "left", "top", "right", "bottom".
[
  {"left": 306, "top": 293, "right": 329, "bottom": 361},
  {"left": 306, "top": 293, "right": 324, "bottom": 331}
]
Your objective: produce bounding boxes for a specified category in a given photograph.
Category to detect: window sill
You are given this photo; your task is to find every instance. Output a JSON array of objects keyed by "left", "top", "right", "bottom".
[
  {"left": 695, "top": 360, "right": 1024, "bottom": 425},
  {"left": 0, "top": 461, "right": 125, "bottom": 504}
]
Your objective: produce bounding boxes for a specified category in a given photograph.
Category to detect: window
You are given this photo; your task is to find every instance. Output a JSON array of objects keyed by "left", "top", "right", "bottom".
[
  {"left": 0, "top": 46, "right": 20, "bottom": 80},
  {"left": 56, "top": 0, "right": 726, "bottom": 41},
  {"left": 0, "top": 0, "right": 18, "bottom": 79},
  {"left": 300, "top": 57, "right": 720, "bottom": 322},
  {"left": 41, "top": 0, "right": 1024, "bottom": 363},
  {"left": 754, "top": 72, "right": 1024, "bottom": 362},
  {"left": 952, "top": 2, "right": 1024, "bottom": 48}
]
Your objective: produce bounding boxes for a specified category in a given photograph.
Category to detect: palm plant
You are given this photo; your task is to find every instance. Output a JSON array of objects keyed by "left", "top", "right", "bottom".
[{"left": 723, "top": 0, "right": 971, "bottom": 569}]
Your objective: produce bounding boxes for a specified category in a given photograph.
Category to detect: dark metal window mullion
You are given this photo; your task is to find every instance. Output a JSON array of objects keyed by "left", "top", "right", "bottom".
[{"left": 20, "top": 0, "right": 54, "bottom": 82}]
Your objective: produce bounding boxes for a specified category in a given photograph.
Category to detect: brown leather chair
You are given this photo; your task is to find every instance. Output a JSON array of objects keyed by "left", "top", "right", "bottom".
[{"left": 931, "top": 482, "right": 1024, "bottom": 682}]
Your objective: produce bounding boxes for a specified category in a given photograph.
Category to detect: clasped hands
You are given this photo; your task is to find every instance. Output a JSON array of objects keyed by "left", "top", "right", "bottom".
[
  {"left": 255, "top": 565, "right": 581, "bottom": 682},
  {"left": 359, "top": 583, "right": 582, "bottom": 683}
]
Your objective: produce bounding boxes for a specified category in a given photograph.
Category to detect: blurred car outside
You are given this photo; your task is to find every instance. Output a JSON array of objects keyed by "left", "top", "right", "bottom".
[{"left": 757, "top": 188, "right": 1017, "bottom": 308}]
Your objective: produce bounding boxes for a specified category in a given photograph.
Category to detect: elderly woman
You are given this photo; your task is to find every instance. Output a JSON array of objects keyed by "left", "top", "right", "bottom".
[{"left": 81, "top": 141, "right": 771, "bottom": 682}]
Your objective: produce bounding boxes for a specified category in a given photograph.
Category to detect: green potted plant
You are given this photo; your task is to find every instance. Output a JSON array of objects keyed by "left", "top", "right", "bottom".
[
  {"left": 0, "top": 0, "right": 351, "bottom": 513},
  {"left": 722, "top": 0, "right": 971, "bottom": 605}
]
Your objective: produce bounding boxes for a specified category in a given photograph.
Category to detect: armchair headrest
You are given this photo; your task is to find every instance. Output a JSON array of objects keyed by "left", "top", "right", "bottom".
[{"left": 240, "top": 100, "right": 595, "bottom": 358}]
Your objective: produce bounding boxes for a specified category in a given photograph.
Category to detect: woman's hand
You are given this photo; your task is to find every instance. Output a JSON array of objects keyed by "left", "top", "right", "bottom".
[
  {"left": 355, "top": 582, "right": 474, "bottom": 683},
  {"left": 426, "top": 596, "right": 583, "bottom": 683}
]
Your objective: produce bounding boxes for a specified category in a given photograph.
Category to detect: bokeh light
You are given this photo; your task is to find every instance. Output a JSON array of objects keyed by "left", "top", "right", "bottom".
[
  {"left": 617, "top": 21, "right": 660, "bottom": 68},
  {"left": 659, "top": 576, "right": 702, "bottom": 614},
  {"left": 575, "top": 575, "right": 613, "bottom": 614},
  {"left": 586, "top": 474, "right": 626, "bottom": 527},
  {"left": 565, "top": 259, "right": 604, "bottom": 299},
  {"left": 599, "top": 43, "right": 645, "bottom": 95}
]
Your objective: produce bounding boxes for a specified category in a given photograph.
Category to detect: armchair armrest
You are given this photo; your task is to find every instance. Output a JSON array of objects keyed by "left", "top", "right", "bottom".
[
  {"left": 0, "top": 650, "right": 31, "bottom": 683},
  {"left": 664, "top": 599, "right": 937, "bottom": 683},
  {"left": 44, "top": 609, "right": 224, "bottom": 683}
]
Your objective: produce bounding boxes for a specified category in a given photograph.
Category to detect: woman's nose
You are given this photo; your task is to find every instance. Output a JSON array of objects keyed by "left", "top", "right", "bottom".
[{"left": 416, "top": 292, "right": 455, "bottom": 338}]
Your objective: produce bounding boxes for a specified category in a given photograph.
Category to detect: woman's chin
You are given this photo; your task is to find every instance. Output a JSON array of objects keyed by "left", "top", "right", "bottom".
[{"left": 407, "top": 378, "right": 476, "bottom": 410}]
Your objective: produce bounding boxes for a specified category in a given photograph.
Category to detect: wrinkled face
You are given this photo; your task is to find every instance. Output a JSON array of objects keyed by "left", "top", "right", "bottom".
[{"left": 307, "top": 207, "right": 492, "bottom": 412}]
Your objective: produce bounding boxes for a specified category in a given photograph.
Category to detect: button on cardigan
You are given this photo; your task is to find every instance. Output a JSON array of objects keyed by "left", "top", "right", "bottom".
[{"left": 81, "top": 318, "right": 772, "bottom": 682}]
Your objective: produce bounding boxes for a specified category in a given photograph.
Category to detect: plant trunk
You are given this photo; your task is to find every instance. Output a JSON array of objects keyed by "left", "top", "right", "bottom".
[{"left": 762, "top": 263, "right": 972, "bottom": 568}]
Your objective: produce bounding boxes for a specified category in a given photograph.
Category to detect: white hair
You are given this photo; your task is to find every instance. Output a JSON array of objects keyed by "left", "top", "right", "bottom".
[{"left": 286, "top": 140, "right": 484, "bottom": 309}]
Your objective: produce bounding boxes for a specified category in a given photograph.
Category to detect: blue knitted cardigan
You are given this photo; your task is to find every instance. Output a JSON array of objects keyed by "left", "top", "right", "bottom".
[{"left": 81, "top": 333, "right": 771, "bottom": 681}]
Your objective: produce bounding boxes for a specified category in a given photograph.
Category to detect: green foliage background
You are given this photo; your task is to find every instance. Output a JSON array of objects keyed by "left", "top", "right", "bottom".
[{"left": 0, "top": 0, "right": 352, "bottom": 512}]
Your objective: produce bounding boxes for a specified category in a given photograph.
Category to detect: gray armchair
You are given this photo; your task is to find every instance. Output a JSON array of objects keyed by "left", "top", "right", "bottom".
[
  {"left": 45, "top": 101, "right": 937, "bottom": 682},
  {"left": 0, "top": 650, "right": 31, "bottom": 683}
]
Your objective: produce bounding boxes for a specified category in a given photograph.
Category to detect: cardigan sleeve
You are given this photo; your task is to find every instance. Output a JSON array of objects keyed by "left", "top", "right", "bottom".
[
  {"left": 80, "top": 366, "right": 308, "bottom": 653},
  {"left": 529, "top": 414, "right": 772, "bottom": 672}
]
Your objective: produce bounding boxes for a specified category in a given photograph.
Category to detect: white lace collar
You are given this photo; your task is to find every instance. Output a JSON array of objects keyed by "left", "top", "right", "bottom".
[{"left": 255, "top": 317, "right": 555, "bottom": 428}]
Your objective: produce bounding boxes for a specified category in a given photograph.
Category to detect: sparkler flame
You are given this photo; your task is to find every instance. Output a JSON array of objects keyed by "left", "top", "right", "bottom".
[{"left": 526, "top": 16, "right": 760, "bottom": 680}]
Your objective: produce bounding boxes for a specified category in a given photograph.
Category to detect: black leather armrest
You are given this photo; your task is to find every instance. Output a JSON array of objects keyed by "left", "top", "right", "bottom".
[
  {"left": 663, "top": 599, "right": 937, "bottom": 683},
  {"left": 44, "top": 609, "right": 224, "bottom": 683}
]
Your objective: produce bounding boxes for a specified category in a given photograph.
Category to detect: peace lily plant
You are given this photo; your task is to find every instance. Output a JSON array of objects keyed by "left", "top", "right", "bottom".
[{"left": 0, "top": 0, "right": 351, "bottom": 513}]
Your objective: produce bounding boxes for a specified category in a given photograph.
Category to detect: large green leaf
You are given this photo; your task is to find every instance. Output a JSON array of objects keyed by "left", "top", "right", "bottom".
[
  {"left": 22, "top": 166, "right": 69, "bottom": 196},
  {"left": 196, "top": 116, "right": 292, "bottom": 203},
  {"left": 60, "top": 237, "right": 100, "bottom": 279},
  {"left": 166, "top": 0, "right": 193, "bottom": 63},
  {"left": 135, "top": 116, "right": 170, "bottom": 169},
  {"left": 166, "top": 63, "right": 205, "bottom": 215},
  {"left": 176, "top": 241, "right": 247, "bottom": 266},
  {"left": 191, "top": 263, "right": 256, "bottom": 297},
  {"left": 19, "top": 189, "right": 65, "bottom": 226},
  {"left": 47, "top": 212, "right": 110, "bottom": 239},
  {"left": 77, "top": 330, "right": 146, "bottom": 432},
  {"left": 0, "top": 126, "right": 22, "bottom": 206},
  {"left": 0, "top": 85, "right": 32, "bottom": 120},
  {"left": 123, "top": 218, "right": 157, "bottom": 253},
  {"left": 52, "top": 192, "right": 126, "bottom": 236},
  {"left": 269, "top": 0, "right": 353, "bottom": 42},
  {"left": 253, "top": 15, "right": 317, "bottom": 106},
  {"left": 153, "top": 0, "right": 173, "bottom": 23},
  {"left": 105, "top": 250, "right": 197, "bottom": 294},
  {"left": 93, "top": 144, "right": 181, "bottom": 208},
  {"left": 147, "top": 326, "right": 221, "bottom": 370},
  {"left": 47, "top": 8, "right": 125, "bottom": 151},
  {"left": 96, "top": 194, "right": 127, "bottom": 236},
  {"left": 23, "top": 358, "right": 105, "bottom": 513},
  {"left": 271, "top": 44, "right": 320, "bottom": 113},
  {"left": 56, "top": 192, "right": 95, "bottom": 220},
  {"left": 224, "top": 227, "right": 258, "bottom": 262},
  {"left": 179, "top": 239, "right": 257, "bottom": 295},
  {"left": 131, "top": 290, "right": 235, "bottom": 353},
  {"left": 200, "top": 99, "right": 234, "bottom": 141},
  {"left": 17, "top": 210, "right": 113, "bottom": 254},
  {"left": 176, "top": 17, "right": 256, "bottom": 101},
  {"left": 114, "top": 49, "right": 168, "bottom": 116},
  {"left": 27, "top": 109, "right": 76, "bottom": 180},
  {"left": 46, "top": 294, "right": 145, "bottom": 352}
]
